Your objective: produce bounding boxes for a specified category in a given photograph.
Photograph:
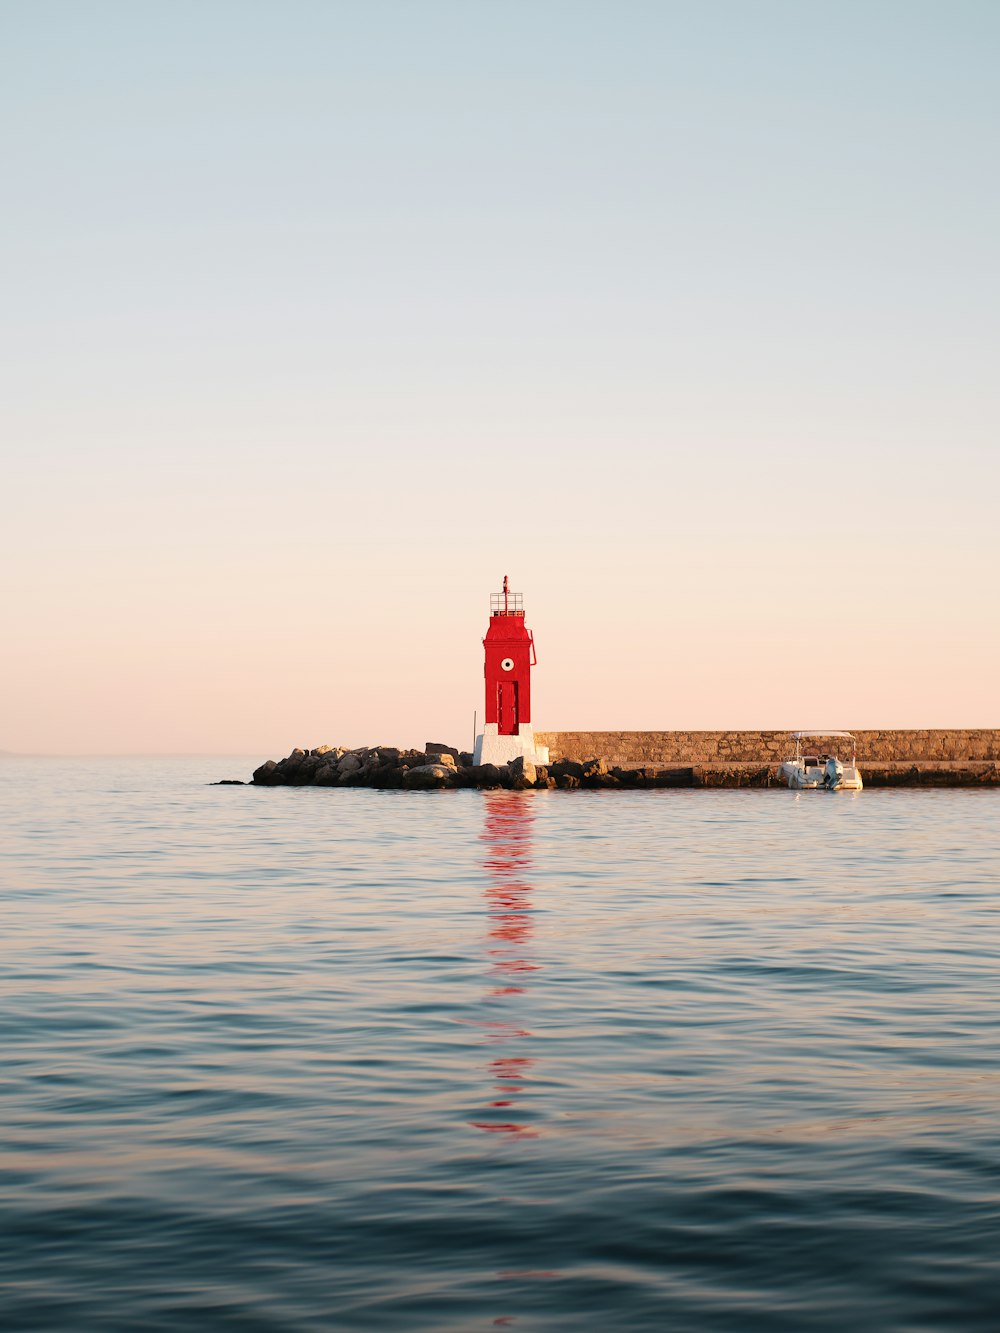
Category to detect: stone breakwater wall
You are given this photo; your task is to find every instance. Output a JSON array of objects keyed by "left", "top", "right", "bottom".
[
  {"left": 536, "top": 730, "right": 1000, "bottom": 767},
  {"left": 244, "top": 739, "right": 1000, "bottom": 790}
]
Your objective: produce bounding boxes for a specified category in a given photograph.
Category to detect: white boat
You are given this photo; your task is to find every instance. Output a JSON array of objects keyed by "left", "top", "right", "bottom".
[{"left": 779, "top": 732, "right": 863, "bottom": 791}]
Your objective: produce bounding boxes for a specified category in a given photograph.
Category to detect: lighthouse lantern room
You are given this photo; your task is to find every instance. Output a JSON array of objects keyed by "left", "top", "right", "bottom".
[{"left": 474, "top": 576, "right": 550, "bottom": 767}]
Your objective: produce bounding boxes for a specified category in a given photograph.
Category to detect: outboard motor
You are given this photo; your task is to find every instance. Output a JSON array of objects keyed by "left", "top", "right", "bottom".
[{"left": 823, "top": 756, "right": 844, "bottom": 790}]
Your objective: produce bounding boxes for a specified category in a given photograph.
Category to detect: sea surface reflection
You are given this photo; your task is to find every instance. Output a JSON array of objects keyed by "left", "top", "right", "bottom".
[
  {"left": 472, "top": 793, "right": 539, "bottom": 1139},
  {"left": 2, "top": 759, "right": 1000, "bottom": 1330}
]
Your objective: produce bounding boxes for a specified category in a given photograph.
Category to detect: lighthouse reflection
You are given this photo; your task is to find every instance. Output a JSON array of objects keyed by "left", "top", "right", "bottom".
[{"left": 470, "top": 792, "right": 540, "bottom": 1139}]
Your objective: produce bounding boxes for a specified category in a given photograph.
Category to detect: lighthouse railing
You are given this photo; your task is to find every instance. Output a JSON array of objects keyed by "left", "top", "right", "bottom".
[{"left": 490, "top": 591, "right": 524, "bottom": 615}]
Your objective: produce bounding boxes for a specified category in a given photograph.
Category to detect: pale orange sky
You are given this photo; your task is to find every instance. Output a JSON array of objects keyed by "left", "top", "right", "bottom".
[{"left": 3, "top": 3, "right": 998, "bottom": 755}]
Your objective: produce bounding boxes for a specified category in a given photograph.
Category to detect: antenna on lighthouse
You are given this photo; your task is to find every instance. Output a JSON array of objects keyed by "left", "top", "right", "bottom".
[{"left": 503, "top": 574, "right": 509, "bottom": 615}]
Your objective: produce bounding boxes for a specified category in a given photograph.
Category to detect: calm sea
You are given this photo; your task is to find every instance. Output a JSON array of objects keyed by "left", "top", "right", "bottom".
[{"left": 2, "top": 758, "right": 999, "bottom": 1331}]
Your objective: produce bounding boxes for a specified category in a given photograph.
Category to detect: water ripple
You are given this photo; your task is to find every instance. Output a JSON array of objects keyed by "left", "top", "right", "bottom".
[{"left": 1, "top": 761, "right": 999, "bottom": 1329}]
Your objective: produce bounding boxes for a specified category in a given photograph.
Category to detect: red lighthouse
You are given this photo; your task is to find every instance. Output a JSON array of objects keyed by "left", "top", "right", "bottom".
[{"left": 474, "top": 576, "right": 549, "bottom": 767}]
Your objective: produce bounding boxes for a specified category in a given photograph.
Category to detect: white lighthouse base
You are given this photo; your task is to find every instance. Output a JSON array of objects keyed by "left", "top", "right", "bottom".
[{"left": 474, "top": 724, "right": 550, "bottom": 768}]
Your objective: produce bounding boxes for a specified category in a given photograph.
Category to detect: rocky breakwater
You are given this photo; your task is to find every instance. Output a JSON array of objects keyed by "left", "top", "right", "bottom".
[
  {"left": 250, "top": 744, "right": 703, "bottom": 791},
  {"left": 245, "top": 744, "right": 1000, "bottom": 790}
]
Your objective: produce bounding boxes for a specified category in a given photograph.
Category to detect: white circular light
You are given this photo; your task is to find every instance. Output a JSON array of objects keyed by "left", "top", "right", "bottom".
[{"left": 501, "top": 658, "right": 515, "bottom": 671}]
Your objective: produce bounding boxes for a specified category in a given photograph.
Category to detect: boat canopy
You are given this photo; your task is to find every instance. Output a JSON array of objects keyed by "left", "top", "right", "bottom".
[{"left": 790, "top": 731, "right": 855, "bottom": 739}]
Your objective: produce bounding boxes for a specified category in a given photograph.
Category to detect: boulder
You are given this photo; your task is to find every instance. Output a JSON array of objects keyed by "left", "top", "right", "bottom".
[
  {"left": 424, "top": 742, "right": 459, "bottom": 759},
  {"left": 292, "top": 753, "right": 324, "bottom": 783},
  {"left": 271, "top": 750, "right": 306, "bottom": 782},
  {"left": 426, "top": 752, "right": 456, "bottom": 768},
  {"left": 402, "top": 763, "right": 456, "bottom": 790},
  {"left": 340, "top": 758, "right": 379, "bottom": 786},
  {"left": 252, "top": 759, "right": 279, "bottom": 785},
  {"left": 508, "top": 756, "right": 536, "bottom": 789},
  {"left": 468, "top": 763, "right": 503, "bottom": 788},
  {"left": 551, "top": 759, "right": 584, "bottom": 781},
  {"left": 337, "top": 752, "right": 363, "bottom": 774}
]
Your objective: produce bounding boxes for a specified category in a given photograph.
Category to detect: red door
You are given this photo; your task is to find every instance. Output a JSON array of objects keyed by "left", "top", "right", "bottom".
[{"left": 497, "top": 681, "right": 519, "bottom": 735}]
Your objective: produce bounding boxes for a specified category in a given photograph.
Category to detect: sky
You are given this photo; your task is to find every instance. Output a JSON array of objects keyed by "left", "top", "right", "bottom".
[{"left": 2, "top": 0, "right": 998, "bottom": 755}]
